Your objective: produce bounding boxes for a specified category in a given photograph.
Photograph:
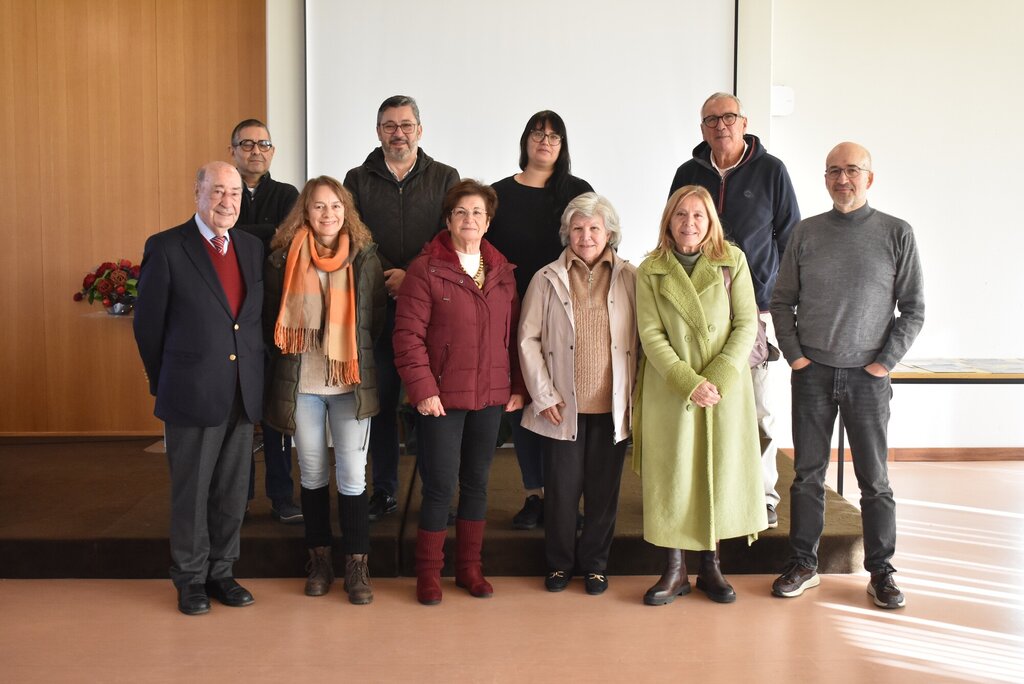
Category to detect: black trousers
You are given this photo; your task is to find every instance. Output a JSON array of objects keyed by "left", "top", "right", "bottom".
[
  {"left": 417, "top": 405, "right": 503, "bottom": 531},
  {"left": 544, "top": 413, "right": 627, "bottom": 574},
  {"left": 164, "top": 390, "right": 253, "bottom": 588}
]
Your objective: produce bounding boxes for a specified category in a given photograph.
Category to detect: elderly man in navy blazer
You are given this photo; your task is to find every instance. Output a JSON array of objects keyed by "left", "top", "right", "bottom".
[{"left": 134, "top": 160, "right": 265, "bottom": 615}]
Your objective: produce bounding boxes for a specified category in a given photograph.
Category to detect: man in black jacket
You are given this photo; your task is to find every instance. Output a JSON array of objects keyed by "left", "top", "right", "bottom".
[
  {"left": 134, "top": 161, "right": 264, "bottom": 615},
  {"left": 669, "top": 92, "right": 801, "bottom": 528},
  {"left": 344, "top": 95, "right": 459, "bottom": 520},
  {"left": 230, "top": 118, "right": 303, "bottom": 525}
]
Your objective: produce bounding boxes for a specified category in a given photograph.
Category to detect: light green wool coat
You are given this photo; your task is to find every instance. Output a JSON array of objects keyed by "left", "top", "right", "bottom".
[{"left": 632, "top": 245, "right": 767, "bottom": 550}]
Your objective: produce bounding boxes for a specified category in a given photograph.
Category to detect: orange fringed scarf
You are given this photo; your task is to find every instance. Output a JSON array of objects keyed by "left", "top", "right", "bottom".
[{"left": 275, "top": 227, "right": 360, "bottom": 386}]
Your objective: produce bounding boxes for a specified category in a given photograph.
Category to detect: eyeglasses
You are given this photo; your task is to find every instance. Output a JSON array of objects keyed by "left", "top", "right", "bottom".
[
  {"left": 451, "top": 208, "right": 487, "bottom": 220},
  {"left": 529, "top": 130, "right": 563, "bottom": 145},
  {"left": 233, "top": 139, "right": 273, "bottom": 152},
  {"left": 825, "top": 165, "right": 869, "bottom": 180},
  {"left": 701, "top": 113, "right": 742, "bottom": 128},
  {"left": 379, "top": 122, "right": 418, "bottom": 135}
]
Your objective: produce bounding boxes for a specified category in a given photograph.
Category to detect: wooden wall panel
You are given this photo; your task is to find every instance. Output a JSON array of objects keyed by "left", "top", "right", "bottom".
[{"left": 0, "top": 0, "right": 267, "bottom": 434}]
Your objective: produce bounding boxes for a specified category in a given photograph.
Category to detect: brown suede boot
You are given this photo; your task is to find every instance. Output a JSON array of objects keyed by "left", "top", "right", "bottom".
[
  {"left": 454, "top": 518, "right": 493, "bottom": 598},
  {"left": 415, "top": 528, "right": 447, "bottom": 605},
  {"left": 343, "top": 554, "right": 373, "bottom": 605},
  {"left": 305, "top": 546, "right": 334, "bottom": 597},
  {"left": 695, "top": 543, "right": 736, "bottom": 603},
  {"left": 643, "top": 548, "right": 691, "bottom": 605}
]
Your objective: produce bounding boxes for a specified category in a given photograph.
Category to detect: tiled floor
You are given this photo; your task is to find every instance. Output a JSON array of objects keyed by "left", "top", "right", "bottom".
[{"left": 1, "top": 461, "right": 1021, "bottom": 683}]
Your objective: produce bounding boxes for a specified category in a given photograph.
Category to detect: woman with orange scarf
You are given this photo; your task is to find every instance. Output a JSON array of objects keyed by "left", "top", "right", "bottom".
[{"left": 264, "top": 176, "right": 386, "bottom": 604}]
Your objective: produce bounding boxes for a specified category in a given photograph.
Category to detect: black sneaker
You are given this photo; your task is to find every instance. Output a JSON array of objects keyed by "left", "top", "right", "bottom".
[
  {"left": 868, "top": 570, "right": 906, "bottom": 609},
  {"left": 271, "top": 500, "right": 304, "bottom": 525},
  {"left": 585, "top": 573, "right": 609, "bottom": 595},
  {"left": 766, "top": 504, "right": 779, "bottom": 529},
  {"left": 545, "top": 570, "right": 571, "bottom": 592},
  {"left": 367, "top": 490, "right": 397, "bottom": 521},
  {"left": 771, "top": 563, "right": 819, "bottom": 598},
  {"left": 512, "top": 495, "right": 544, "bottom": 530}
]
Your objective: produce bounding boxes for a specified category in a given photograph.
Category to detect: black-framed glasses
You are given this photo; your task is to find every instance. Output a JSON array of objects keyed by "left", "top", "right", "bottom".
[
  {"left": 529, "top": 130, "right": 563, "bottom": 145},
  {"left": 379, "top": 122, "right": 418, "bottom": 135},
  {"left": 825, "top": 165, "right": 869, "bottom": 180},
  {"left": 234, "top": 139, "right": 273, "bottom": 152},
  {"left": 701, "top": 113, "right": 742, "bottom": 128}
]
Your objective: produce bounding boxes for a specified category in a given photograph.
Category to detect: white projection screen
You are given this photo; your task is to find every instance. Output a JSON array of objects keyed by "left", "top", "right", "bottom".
[{"left": 305, "top": 0, "right": 735, "bottom": 262}]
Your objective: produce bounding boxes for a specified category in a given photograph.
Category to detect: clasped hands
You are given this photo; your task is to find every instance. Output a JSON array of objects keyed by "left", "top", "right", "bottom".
[
  {"left": 416, "top": 393, "right": 524, "bottom": 418},
  {"left": 690, "top": 380, "right": 721, "bottom": 408}
]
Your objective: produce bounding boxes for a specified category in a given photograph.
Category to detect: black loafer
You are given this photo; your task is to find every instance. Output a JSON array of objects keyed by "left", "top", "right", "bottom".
[
  {"left": 585, "top": 573, "right": 609, "bottom": 595},
  {"left": 177, "top": 583, "right": 210, "bottom": 615},
  {"left": 205, "top": 578, "right": 254, "bottom": 607},
  {"left": 545, "top": 570, "right": 571, "bottom": 592}
]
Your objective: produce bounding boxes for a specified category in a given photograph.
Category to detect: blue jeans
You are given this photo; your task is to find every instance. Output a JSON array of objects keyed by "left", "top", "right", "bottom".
[
  {"left": 293, "top": 393, "right": 370, "bottom": 496},
  {"left": 369, "top": 301, "right": 401, "bottom": 496},
  {"left": 788, "top": 362, "right": 896, "bottom": 574},
  {"left": 509, "top": 408, "right": 545, "bottom": 491}
]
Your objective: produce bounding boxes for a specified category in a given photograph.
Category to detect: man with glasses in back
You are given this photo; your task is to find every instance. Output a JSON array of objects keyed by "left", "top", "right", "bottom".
[
  {"left": 769, "top": 142, "right": 924, "bottom": 608},
  {"left": 669, "top": 92, "right": 800, "bottom": 530},
  {"left": 229, "top": 118, "right": 303, "bottom": 526},
  {"left": 344, "top": 95, "right": 459, "bottom": 521}
]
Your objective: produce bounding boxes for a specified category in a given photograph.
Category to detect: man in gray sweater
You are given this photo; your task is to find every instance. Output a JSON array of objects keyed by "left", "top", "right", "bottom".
[{"left": 769, "top": 142, "right": 924, "bottom": 609}]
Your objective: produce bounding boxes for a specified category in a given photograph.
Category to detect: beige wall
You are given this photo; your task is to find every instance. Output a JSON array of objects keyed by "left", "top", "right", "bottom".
[{"left": 0, "top": 0, "right": 267, "bottom": 434}]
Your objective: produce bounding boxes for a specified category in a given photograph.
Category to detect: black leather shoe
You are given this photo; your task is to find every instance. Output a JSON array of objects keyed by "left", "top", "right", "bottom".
[
  {"left": 585, "top": 573, "right": 609, "bottom": 595},
  {"left": 766, "top": 504, "right": 779, "bottom": 529},
  {"left": 368, "top": 490, "right": 398, "bottom": 521},
  {"left": 177, "top": 583, "right": 210, "bottom": 616},
  {"left": 512, "top": 495, "right": 544, "bottom": 530},
  {"left": 545, "top": 570, "right": 571, "bottom": 592},
  {"left": 205, "top": 578, "right": 254, "bottom": 607}
]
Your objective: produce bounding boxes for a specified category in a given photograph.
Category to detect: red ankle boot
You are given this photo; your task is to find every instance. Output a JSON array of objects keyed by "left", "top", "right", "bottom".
[
  {"left": 454, "top": 518, "right": 493, "bottom": 598},
  {"left": 415, "top": 528, "right": 447, "bottom": 605}
]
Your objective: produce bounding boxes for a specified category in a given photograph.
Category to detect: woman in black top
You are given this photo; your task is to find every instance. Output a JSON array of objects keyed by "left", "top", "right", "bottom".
[{"left": 487, "top": 111, "right": 593, "bottom": 530}]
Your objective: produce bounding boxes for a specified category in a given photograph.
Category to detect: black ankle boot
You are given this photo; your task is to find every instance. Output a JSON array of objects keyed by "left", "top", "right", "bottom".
[
  {"left": 643, "top": 548, "right": 691, "bottom": 605},
  {"left": 695, "top": 544, "right": 736, "bottom": 603}
]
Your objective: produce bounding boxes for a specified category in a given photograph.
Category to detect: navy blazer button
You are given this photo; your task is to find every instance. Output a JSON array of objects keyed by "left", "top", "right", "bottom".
[
  {"left": 229, "top": 354, "right": 237, "bottom": 361},
  {"left": 233, "top": 324, "right": 240, "bottom": 330}
]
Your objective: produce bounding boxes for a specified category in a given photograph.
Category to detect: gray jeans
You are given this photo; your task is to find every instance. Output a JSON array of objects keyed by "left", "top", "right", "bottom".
[{"left": 788, "top": 362, "right": 896, "bottom": 574}]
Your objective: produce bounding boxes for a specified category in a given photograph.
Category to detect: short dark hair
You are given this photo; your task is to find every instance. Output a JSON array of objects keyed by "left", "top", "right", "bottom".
[
  {"left": 442, "top": 179, "right": 498, "bottom": 219},
  {"left": 376, "top": 96, "right": 420, "bottom": 125},
  {"left": 231, "top": 118, "right": 270, "bottom": 145}
]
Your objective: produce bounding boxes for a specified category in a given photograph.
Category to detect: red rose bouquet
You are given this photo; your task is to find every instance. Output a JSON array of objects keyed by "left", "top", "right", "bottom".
[{"left": 74, "top": 258, "right": 140, "bottom": 309}]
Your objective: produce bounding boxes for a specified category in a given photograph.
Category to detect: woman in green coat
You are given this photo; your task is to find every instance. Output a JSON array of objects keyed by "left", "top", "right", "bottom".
[{"left": 634, "top": 185, "right": 767, "bottom": 605}]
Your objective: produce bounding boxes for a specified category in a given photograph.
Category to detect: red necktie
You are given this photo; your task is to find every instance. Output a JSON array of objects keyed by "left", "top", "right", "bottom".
[{"left": 211, "top": 235, "right": 226, "bottom": 255}]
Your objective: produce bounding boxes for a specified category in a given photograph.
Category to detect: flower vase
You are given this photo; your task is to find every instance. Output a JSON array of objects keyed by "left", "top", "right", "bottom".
[{"left": 105, "top": 302, "right": 133, "bottom": 316}]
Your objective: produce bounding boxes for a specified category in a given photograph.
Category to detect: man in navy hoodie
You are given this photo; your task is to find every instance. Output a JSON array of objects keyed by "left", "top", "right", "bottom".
[{"left": 669, "top": 92, "right": 801, "bottom": 528}]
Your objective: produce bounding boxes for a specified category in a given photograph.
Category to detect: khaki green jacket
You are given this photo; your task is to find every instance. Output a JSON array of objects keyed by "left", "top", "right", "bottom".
[{"left": 633, "top": 245, "right": 767, "bottom": 550}]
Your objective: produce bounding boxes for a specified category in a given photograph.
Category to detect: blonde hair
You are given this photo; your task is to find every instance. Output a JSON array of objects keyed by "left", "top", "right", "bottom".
[
  {"left": 649, "top": 185, "right": 727, "bottom": 261},
  {"left": 271, "top": 176, "right": 373, "bottom": 253}
]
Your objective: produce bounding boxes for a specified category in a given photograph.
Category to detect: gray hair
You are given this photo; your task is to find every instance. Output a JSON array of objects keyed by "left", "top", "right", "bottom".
[
  {"left": 377, "top": 95, "right": 421, "bottom": 124},
  {"left": 701, "top": 92, "right": 746, "bottom": 118},
  {"left": 559, "top": 192, "right": 622, "bottom": 249}
]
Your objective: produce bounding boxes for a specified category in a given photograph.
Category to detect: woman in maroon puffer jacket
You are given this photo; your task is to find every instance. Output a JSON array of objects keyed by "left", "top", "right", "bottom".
[{"left": 393, "top": 179, "right": 525, "bottom": 605}]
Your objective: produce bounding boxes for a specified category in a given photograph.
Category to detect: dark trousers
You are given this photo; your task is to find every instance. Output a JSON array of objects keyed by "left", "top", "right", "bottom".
[
  {"left": 165, "top": 390, "right": 253, "bottom": 588},
  {"left": 417, "top": 405, "right": 503, "bottom": 531},
  {"left": 508, "top": 408, "right": 546, "bottom": 491},
  {"left": 544, "top": 413, "right": 627, "bottom": 574},
  {"left": 789, "top": 362, "right": 897, "bottom": 574},
  {"left": 248, "top": 423, "right": 294, "bottom": 503},
  {"left": 369, "top": 301, "right": 401, "bottom": 496}
]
